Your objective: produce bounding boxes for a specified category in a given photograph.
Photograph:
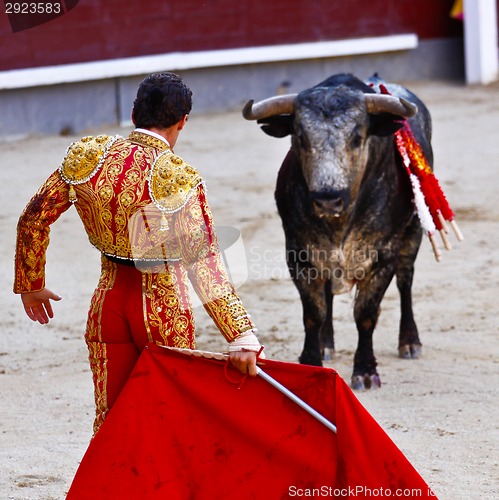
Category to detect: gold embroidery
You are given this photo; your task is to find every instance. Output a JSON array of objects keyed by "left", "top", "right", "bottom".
[
  {"left": 97, "top": 255, "right": 118, "bottom": 291},
  {"left": 86, "top": 283, "right": 109, "bottom": 434},
  {"left": 128, "top": 130, "right": 170, "bottom": 151},
  {"left": 141, "top": 267, "right": 195, "bottom": 349},
  {"left": 142, "top": 273, "right": 154, "bottom": 344},
  {"left": 149, "top": 150, "right": 203, "bottom": 214},
  {"left": 86, "top": 339, "right": 108, "bottom": 435},
  {"left": 59, "top": 135, "right": 121, "bottom": 203},
  {"left": 84, "top": 256, "right": 119, "bottom": 434},
  {"left": 194, "top": 276, "right": 255, "bottom": 342},
  {"left": 14, "top": 171, "right": 72, "bottom": 293}
]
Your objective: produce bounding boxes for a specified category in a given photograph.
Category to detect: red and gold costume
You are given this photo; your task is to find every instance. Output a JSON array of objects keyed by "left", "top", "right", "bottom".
[{"left": 14, "top": 130, "right": 256, "bottom": 432}]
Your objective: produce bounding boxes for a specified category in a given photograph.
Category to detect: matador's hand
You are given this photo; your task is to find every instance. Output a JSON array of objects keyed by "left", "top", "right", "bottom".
[
  {"left": 229, "top": 350, "right": 259, "bottom": 377},
  {"left": 21, "top": 288, "right": 62, "bottom": 324}
]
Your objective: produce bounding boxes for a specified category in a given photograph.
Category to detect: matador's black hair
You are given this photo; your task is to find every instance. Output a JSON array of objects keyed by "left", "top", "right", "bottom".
[{"left": 133, "top": 72, "right": 193, "bottom": 129}]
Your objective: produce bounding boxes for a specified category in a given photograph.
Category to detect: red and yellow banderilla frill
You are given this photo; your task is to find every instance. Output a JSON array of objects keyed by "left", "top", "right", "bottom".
[{"left": 375, "top": 84, "right": 463, "bottom": 261}]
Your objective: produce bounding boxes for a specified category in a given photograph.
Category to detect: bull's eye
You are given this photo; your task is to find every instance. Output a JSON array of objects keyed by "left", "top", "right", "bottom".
[
  {"left": 296, "top": 127, "right": 310, "bottom": 150},
  {"left": 350, "top": 131, "right": 362, "bottom": 149}
]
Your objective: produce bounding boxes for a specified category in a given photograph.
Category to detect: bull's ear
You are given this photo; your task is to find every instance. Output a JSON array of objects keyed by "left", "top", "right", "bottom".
[
  {"left": 369, "top": 113, "right": 405, "bottom": 137},
  {"left": 257, "top": 115, "right": 294, "bottom": 138}
]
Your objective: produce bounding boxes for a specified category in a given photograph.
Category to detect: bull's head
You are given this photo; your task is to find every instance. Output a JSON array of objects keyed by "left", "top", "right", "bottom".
[{"left": 243, "top": 84, "right": 417, "bottom": 219}]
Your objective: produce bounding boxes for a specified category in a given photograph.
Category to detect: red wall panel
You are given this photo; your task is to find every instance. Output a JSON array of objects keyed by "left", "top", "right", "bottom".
[{"left": 0, "top": 0, "right": 464, "bottom": 71}]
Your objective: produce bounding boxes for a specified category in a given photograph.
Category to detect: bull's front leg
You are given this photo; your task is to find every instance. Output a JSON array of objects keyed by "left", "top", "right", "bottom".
[
  {"left": 352, "top": 264, "right": 395, "bottom": 390},
  {"left": 320, "top": 281, "right": 335, "bottom": 361},
  {"left": 396, "top": 218, "right": 423, "bottom": 359},
  {"left": 396, "top": 259, "right": 422, "bottom": 359},
  {"left": 288, "top": 257, "right": 331, "bottom": 367}
]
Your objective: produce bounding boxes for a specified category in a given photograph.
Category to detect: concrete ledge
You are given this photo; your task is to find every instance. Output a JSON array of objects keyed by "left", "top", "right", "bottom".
[{"left": 0, "top": 34, "right": 418, "bottom": 90}]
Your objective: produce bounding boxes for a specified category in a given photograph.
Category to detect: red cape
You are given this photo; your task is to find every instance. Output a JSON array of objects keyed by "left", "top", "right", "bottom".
[{"left": 67, "top": 344, "right": 436, "bottom": 499}]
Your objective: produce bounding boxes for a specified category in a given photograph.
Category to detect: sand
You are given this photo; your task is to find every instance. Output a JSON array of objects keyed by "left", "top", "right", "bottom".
[{"left": 0, "top": 79, "right": 497, "bottom": 499}]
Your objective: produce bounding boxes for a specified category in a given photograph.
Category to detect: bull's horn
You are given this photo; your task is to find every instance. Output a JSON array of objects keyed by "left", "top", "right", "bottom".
[
  {"left": 242, "top": 94, "right": 297, "bottom": 120},
  {"left": 364, "top": 94, "right": 418, "bottom": 118}
]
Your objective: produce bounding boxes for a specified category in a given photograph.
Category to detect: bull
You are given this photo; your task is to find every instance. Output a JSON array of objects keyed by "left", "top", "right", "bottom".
[{"left": 243, "top": 73, "right": 432, "bottom": 389}]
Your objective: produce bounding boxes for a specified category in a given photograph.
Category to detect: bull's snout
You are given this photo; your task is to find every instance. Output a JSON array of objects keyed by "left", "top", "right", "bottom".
[{"left": 310, "top": 190, "right": 350, "bottom": 218}]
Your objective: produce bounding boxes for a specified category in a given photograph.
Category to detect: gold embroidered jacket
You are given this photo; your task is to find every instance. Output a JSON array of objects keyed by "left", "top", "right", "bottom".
[{"left": 14, "top": 131, "right": 255, "bottom": 343}]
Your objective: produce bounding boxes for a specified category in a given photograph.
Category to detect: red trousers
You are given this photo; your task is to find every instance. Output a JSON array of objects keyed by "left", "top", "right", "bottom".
[{"left": 85, "top": 257, "right": 195, "bottom": 433}]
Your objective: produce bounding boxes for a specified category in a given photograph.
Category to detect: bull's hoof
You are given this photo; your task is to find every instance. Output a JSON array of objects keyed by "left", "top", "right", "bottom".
[
  {"left": 351, "top": 373, "right": 381, "bottom": 391},
  {"left": 321, "top": 347, "right": 335, "bottom": 362},
  {"left": 398, "top": 344, "right": 422, "bottom": 359},
  {"left": 410, "top": 344, "right": 422, "bottom": 359}
]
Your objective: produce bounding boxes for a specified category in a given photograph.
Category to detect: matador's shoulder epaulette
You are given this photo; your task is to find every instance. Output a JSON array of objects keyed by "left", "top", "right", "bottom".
[
  {"left": 149, "top": 150, "right": 203, "bottom": 216},
  {"left": 59, "top": 134, "right": 121, "bottom": 202}
]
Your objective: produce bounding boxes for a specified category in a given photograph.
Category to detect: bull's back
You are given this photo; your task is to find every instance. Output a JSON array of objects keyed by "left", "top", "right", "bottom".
[{"left": 377, "top": 82, "right": 433, "bottom": 169}]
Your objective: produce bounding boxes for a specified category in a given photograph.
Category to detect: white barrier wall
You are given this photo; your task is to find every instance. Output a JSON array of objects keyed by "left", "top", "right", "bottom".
[{"left": 463, "top": 0, "right": 499, "bottom": 84}]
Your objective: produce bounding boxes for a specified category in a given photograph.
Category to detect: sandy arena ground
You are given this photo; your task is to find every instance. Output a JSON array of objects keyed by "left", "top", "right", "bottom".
[{"left": 0, "top": 80, "right": 498, "bottom": 499}]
